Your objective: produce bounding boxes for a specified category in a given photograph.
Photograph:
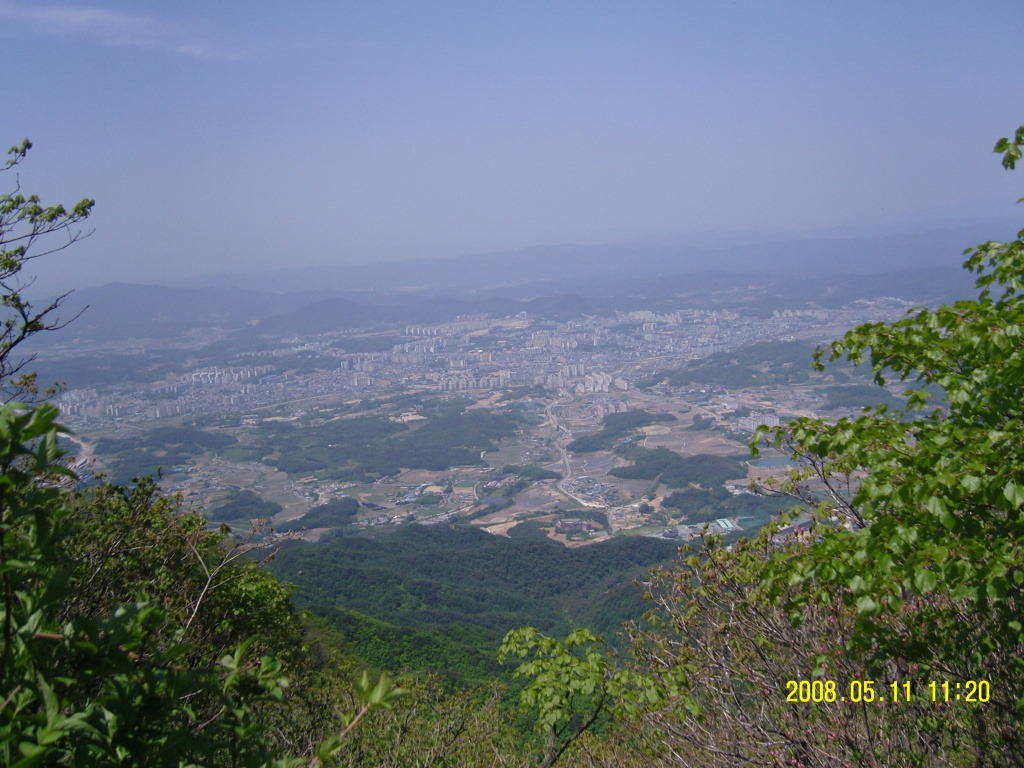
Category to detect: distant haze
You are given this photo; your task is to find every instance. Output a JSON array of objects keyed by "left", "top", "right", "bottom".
[
  {"left": 3, "top": 1, "right": 1023, "bottom": 294},
  {"left": 170, "top": 221, "right": 1019, "bottom": 296}
]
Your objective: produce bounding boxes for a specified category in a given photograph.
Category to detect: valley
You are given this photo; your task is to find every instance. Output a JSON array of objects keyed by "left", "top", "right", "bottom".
[{"left": 48, "top": 280, "right": 919, "bottom": 547}]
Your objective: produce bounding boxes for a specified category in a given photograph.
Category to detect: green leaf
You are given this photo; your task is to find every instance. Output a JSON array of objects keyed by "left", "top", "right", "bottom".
[
  {"left": 914, "top": 568, "right": 937, "bottom": 594},
  {"left": 855, "top": 595, "right": 878, "bottom": 613},
  {"left": 1004, "top": 482, "right": 1024, "bottom": 507}
]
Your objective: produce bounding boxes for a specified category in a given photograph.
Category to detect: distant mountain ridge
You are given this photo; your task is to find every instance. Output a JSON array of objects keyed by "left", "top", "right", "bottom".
[
  {"left": 24, "top": 284, "right": 334, "bottom": 346},
  {"left": 26, "top": 222, "right": 995, "bottom": 347},
  {"left": 174, "top": 223, "right": 1002, "bottom": 296},
  {"left": 28, "top": 264, "right": 974, "bottom": 349}
]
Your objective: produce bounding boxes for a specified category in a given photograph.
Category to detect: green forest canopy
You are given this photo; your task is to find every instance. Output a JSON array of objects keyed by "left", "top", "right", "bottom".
[
  {"left": 609, "top": 448, "right": 747, "bottom": 488},
  {"left": 567, "top": 409, "right": 675, "bottom": 453}
]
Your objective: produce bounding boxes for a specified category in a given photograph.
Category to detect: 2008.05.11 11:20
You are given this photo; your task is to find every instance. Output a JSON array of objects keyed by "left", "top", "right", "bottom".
[{"left": 785, "top": 679, "right": 991, "bottom": 703}]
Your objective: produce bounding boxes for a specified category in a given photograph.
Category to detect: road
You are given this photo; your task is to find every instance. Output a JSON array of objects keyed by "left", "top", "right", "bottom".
[{"left": 543, "top": 395, "right": 607, "bottom": 514}]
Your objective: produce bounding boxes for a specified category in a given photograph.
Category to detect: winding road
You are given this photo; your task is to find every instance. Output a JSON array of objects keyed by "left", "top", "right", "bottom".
[{"left": 543, "top": 395, "right": 606, "bottom": 512}]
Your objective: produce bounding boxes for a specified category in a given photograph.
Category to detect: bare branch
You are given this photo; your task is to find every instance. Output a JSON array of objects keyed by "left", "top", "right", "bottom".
[{"left": 0, "top": 139, "right": 93, "bottom": 401}]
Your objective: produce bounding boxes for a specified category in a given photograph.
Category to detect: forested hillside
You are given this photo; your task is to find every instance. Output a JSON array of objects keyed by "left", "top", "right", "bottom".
[
  {"left": 566, "top": 409, "right": 676, "bottom": 453},
  {"left": 270, "top": 525, "right": 680, "bottom": 679},
  {"left": 254, "top": 405, "right": 522, "bottom": 480}
]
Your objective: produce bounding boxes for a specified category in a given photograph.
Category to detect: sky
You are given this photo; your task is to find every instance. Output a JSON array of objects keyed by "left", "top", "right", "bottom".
[{"left": 2, "top": 0, "right": 1024, "bottom": 293}]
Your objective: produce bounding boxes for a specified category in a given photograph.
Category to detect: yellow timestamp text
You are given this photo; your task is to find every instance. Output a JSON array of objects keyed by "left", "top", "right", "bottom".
[{"left": 785, "top": 679, "right": 990, "bottom": 704}]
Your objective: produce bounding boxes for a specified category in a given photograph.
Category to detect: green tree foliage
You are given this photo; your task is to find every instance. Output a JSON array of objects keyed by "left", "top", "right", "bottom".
[
  {"left": 265, "top": 415, "right": 406, "bottom": 478},
  {"left": 567, "top": 410, "right": 675, "bottom": 453},
  {"left": 636, "top": 341, "right": 818, "bottom": 390},
  {"left": 505, "top": 533, "right": 996, "bottom": 767},
  {"left": 661, "top": 485, "right": 791, "bottom": 524},
  {"left": 624, "top": 533, "right": 970, "bottom": 768},
  {"left": 264, "top": 409, "right": 521, "bottom": 480},
  {"left": 0, "top": 402, "right": 412, "bottom": 767},
  {"left": 208, "top": 489, "right": 284, "bottom": 523},
  {"left": 498, "top": 628, "right": 641, "bottom": 768},
  {"left": 609, "top": 447, "right": 746, "bottom": 488},
  {"left": 739, "top": 128, "right": 1024, "bottom": 760},
  {"left": 324, "top": 675, "right": 532, "bottom": 768},
  {"left": 685, "top": 414, "right": 715, "bottom": 431},
  {"left": 387, "top": 410, "right": 520, "bottom": 470},
  {"left": 0, "top": 405, "right": 286, "bottom": 766},
  {"left": 270, "top": 525, "right": 680, "bottom": 673},
  {"left": 94, "top": 426, "right": 238, "bottom": 485},
  {"left": 278, "top": 497, "right": 360, "bottom": 532},
  {"left": 501, "top": 464, "right": 563, "bottom": 481},
  {"left": 0, "top": 140, "right": 94, "bottom": 400},
  {"left": 62, "top": 479, "right": 298, "bottom": 666},
  {"left": 314, "top": 606, "right": 505, "bottom": 683}
]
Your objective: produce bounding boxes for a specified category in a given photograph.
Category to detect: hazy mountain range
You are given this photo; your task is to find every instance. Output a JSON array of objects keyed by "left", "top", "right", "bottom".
[
  {"left": 28, "top": 224, "right": 992, "bottom": 347},
  {"left": 174, "top": 222, "right": 1003, "bottom": 295}
]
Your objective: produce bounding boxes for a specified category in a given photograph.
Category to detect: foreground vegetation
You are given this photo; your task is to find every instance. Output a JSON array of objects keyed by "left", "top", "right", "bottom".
[{"left": 270, "top": 525, "right": 680, "bottom": 678}]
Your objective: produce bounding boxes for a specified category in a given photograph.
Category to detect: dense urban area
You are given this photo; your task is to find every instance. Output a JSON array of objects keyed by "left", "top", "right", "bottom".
[{"left": 44, "top": 289, "right": 913, "bottom": 545}]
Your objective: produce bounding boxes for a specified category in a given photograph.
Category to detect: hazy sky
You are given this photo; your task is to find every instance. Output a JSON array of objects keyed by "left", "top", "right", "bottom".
[{"left": 3, "top": 0, "right": 1023, "bottom": 292}]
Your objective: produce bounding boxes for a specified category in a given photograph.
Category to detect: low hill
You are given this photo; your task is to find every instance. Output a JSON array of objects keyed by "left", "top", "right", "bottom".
[{"left": 269, "top": 524, "right": 680, "bottom": 679}]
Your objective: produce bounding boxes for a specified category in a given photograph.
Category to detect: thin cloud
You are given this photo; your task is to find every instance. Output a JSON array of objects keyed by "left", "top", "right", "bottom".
[{"left": 0, "top": 2, "right": 244, "bottom": 61}]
